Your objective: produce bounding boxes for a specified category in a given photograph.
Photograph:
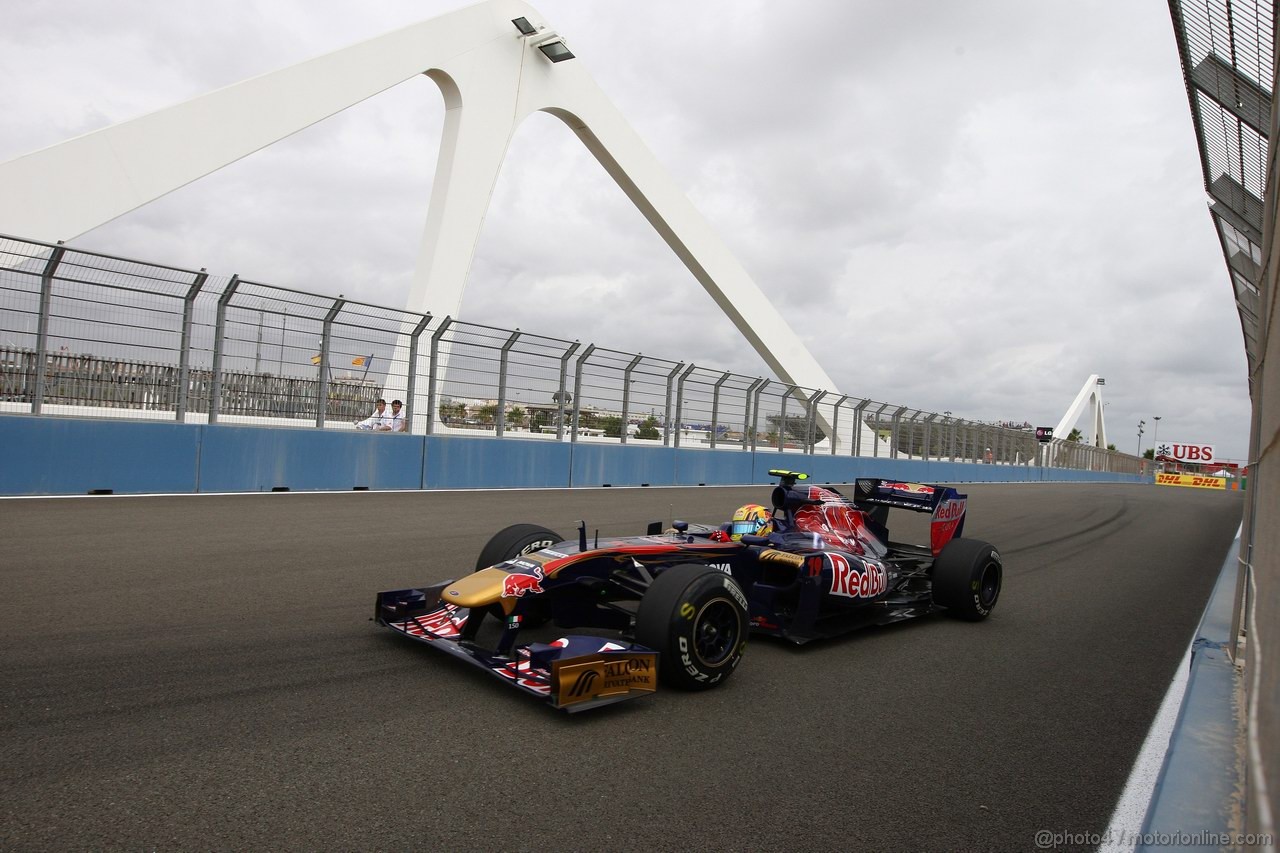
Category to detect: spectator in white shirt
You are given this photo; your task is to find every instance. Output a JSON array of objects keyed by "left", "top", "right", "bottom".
[
  {"left": 355, "top": 399, "right": 390, "bottom": 431},
  {"left": 385, "top": 399, "right": 407, "bottom": 432}
]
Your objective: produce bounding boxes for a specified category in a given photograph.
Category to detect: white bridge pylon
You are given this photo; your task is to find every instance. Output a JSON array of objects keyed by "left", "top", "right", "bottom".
[
  {"left": 1054, "top": 375, "right": 1108, "bottom": 448},
  {"left": 0, "top": 0, "right": 847, "bottom": 439}
]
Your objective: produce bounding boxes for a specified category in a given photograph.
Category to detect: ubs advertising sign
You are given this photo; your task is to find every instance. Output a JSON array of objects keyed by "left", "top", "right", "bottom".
[{"left": 1154, "top": 442, "right": 1215, "bottom": 463}]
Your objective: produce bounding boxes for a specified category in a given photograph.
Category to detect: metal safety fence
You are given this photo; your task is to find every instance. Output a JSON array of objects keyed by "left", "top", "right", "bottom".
[{"left": 0, "top": 233, "right": 1142, "bottom": 473}]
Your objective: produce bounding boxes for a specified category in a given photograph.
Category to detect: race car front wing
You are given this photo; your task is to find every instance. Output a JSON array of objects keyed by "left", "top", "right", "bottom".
[{"left": 375, "top": 586, "right": 658, "bottom": 712}]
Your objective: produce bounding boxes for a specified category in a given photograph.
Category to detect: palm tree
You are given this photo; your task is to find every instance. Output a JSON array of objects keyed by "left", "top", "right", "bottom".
[{"left": 438, "top": 399, "right": 467, "bottom": 423}]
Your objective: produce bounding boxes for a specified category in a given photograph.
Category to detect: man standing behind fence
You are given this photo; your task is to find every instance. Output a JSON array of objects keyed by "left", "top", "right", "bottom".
[{"left": 355, "top": 399, "right": 390, "bottom": 431}]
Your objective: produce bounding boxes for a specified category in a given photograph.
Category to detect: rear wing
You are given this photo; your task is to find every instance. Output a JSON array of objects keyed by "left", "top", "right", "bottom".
[
  {"left": 767, "top": 470, "right": 968, "bottom": 555},
  {"left": 852, "top": 479, "right": 968, "bottom": 555}
]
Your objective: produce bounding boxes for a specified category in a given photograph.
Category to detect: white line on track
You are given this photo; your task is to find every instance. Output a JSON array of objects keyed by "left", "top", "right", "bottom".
[
  {"left": 1096, "top": 637, "right": 1193, "bottom": 852},
  {"left": 1096, "top": 523, "right": 1242, "bottom": 853}
]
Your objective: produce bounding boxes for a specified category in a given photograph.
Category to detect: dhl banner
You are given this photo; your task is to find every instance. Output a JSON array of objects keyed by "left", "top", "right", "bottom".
[{"left": 1156, "top": 472, "right": 1226, "bottom": 490}]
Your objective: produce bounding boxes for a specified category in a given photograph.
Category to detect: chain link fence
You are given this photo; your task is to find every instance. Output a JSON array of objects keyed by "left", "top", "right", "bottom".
[{"left": 0, "top": 233, "right": 1142, "bottom": 473}]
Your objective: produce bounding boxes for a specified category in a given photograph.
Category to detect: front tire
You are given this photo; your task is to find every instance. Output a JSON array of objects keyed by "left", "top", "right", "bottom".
[
  {"left": 635, "top": 564, "right": 749, "bottom": 690},
  {"left": 931, "top": 538, "right": 1002, "bottom": 620},
  {"left": 475, "top": 523, "right": 563, "bottom": 570},
  {"left": 474, "top": 524, "right": 564, "bottom": 631}
]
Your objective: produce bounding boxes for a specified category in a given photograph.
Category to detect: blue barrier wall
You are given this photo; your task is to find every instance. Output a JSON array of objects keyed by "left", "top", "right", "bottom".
[
  {"left": 425, "top": 436, "right": 572, "bottom": 489},
  {"left": 0, "top": 416, "right": 201, "bottom": 495},
  {"left": 0, "top": 414, "right": 1147, "bottom": 496},
  {"left": 199, "top": 426, "right": 426, "bottom": 492}
]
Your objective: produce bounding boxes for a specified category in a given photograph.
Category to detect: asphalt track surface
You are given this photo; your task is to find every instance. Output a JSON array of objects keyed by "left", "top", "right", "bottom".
[{"left": 0, "top": 482, "right": 1244, "bottom": 851}]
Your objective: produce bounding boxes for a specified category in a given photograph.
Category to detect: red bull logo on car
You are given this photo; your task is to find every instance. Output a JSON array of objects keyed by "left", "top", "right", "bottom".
[
  {"left": 933, "top": 499, "right": 965, "bottom": 523},
  {"left": 930, "top": 498, "right": 966, "bottom": 554},
  {"left": 501, "top": 567, "right": 545, "bottom": 598},
  {"left": 828, "top": 553, "right": 887, "bottom": 599},
  {"left": 882, "top": 482, "right": 935, "bottom": 495}
]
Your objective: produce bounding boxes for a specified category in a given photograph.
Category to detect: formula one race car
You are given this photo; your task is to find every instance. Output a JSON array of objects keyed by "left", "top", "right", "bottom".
[{"left": 375, "top": 470, "right": 1002, "bottom": 712}]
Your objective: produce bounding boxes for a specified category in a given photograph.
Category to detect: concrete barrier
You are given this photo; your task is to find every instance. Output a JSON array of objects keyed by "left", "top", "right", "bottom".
[{"left": 0, "top": 414, "right": 1148, "bottom": 496}]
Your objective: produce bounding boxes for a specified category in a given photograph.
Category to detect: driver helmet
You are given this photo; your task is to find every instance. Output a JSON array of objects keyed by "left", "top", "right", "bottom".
[{"left": 729, "top": 504, "right": 773, "bottom": 540}]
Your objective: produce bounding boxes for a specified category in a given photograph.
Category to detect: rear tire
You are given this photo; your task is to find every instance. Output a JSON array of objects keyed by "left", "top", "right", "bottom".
[
  {"left": 635, "top": 564, "right": 748, "bottom": 690},
  {"left": 475, "top": 523, "right": 563, "bottom": 570},
  {"left": 931, "top": 538, "right": 1001, "bottom": 620}
]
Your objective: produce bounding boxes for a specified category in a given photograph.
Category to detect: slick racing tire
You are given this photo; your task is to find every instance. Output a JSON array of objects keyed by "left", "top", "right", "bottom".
[
  {"left": 635, "top": 563, "right": 748, "bottom": 691},
  {"left": 931, "top": 537, "right": 1002, "bottom": 621},
  {"left": 475, "top": 524, "right": 563, "bottom": 630},
  {"left": 475, "top": 523, "right": 564, "bottom": 571}
]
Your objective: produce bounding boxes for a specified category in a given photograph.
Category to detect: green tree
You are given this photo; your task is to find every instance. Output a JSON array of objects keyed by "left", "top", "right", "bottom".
[
  {"left": 1067, "top": 428, "right": 1083, "bottom": 442},
  {"left": 476, "top": 403, "right": 498, "bottom": 425},
  {"left": 636, "top": 415, "right": 661, "bottom": 440},
  {"left": 1107, "top": 443, "right": 1117, "bottom": 452},
  {"left": 600, "top": 415, "right": 623, "bottom": 438},
  {"left": 508, "top": 406, "right": 526, "bottom": 428},
  {"left": 1143, "top": 448, "right": 1155, "bottom": 459}
]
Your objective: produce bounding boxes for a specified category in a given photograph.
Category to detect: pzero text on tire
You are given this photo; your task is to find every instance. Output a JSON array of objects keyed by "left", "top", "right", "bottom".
[
  {"left": 475, "top": 523, "right": 564, "bottom": 570},
  {"left": 931, "top": 537, "right": 1002, "bottom": 621},
  {"left": 635, "top": 563, "right": 749, "bottom": 691}
]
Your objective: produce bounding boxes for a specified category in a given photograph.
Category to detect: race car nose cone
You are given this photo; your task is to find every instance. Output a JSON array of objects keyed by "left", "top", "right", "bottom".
[{"left": 442, "top": 568, "right": 511, "bottom": 607}]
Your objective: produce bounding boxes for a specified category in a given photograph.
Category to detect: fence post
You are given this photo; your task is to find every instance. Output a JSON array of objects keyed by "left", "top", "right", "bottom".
[
  {"left": 710, "top": 371, "right": 730, "bottom": 449},
  {"left": 554, "top": 341, "right": 580, "bottom": 441},
  {"left": 673, "top": 363, "right": 696, "bottom": 449},
  {"left": 776, "top": 385, "right": 797, "bottom": 451},
  {"left": 889, "top": 406, "right": 907, "bottom": 460},
  {"left": 404, "top": 313, "right": 431, "bottom": 433},
  {"left": 904, "top": 412, "right": 920, "bottom": 458},
  {"left": 315, "top": 298, "right": 344, "bottom": 428},
  {"left": 31, "top": 244, "right": 66, "bottom": 415},
  {"left": 176, "top": 270, "right": 207, "bottom": 422},
  {"left": 829, "top": 394, "right": 849, "bottom": 456},
  {"left": 742, "top": 378, "right": 764, "bottom": 452},
  {"left": 496, "top": 330, "right": 520, "bottom": 438},
  {"left": 750, "top": 380, "right": 770, "bottom": 452},
  {"left": 620, "top": 353, "right": 643, "bottom": 445},
  {"left": 851, "top": 399, "right": 869, "bottom": 456},
  {"left": 923, "top": 413, "right": 938, "bottom": 459},
  {"left": 805, "top": 390, "right": 826, "bottom": 454},
  {"left": 426, "top": 317, "right": 452, "bottom": 436},
  {"left": 868, "top": 403, "right": 887, "bottom": 458},
  {"left": 662, "top": 362, "right": 683, "bottom": 447},
  {"left": 570, "top": 344, "right": 596, "bottom": 444},
  {"left": 209, "top": 275, "right": 240, "bottom": 425}
]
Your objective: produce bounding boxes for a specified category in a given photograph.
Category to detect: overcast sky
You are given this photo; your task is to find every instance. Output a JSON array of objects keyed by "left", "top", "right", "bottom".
[{"left": 0, "top": 1, "right": 1253, "bottom": 460}]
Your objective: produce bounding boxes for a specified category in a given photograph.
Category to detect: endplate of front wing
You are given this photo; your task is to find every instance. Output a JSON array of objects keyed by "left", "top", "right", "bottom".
[{"left": 375, "top": 588, "right": 658, "bottom": 712}]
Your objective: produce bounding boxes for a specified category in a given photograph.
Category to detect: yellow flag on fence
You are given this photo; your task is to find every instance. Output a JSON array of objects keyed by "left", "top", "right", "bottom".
[
  {"left": 310, "top": 354, "right": 322, "bottom": 365},
  {"left": 351, "top": 356, "right": 366, "bottom": 366}
]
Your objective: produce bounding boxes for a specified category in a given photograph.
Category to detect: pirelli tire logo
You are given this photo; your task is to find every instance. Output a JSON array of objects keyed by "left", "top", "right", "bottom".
[{"left": 552, "top": 653, "right": 658, "bottom": 708}]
